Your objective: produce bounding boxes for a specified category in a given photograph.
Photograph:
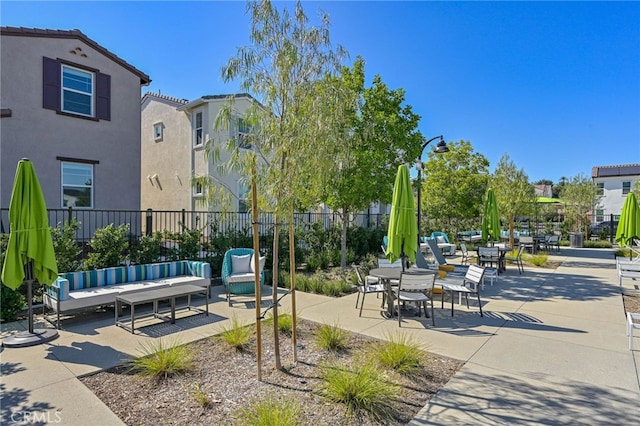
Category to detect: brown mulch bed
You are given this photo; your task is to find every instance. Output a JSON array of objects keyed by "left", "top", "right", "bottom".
[
  {"left": 80, "top": 319, "right": 463, "bottom": 425},
  {"left": 624, "top": 294, "right": 640, "bottom": 314}
]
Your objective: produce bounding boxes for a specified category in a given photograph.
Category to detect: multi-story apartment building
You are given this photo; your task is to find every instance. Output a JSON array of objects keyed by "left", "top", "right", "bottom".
[
  {"left": 1, "top": 27, "right": 150, "bottom": 214},
  {"left": 140, "top": 92, "right": 256, "bottom": 214},
  {"left": 592, "top": 163, "right": 640, "bottom": 223}
]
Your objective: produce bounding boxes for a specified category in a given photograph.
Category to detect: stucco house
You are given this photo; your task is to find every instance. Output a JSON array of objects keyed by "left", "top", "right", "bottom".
[
  {"left": 0, "top": 27, "right": 150, "bottom": 213},
  {"left": 592, "top": 163, "right": 640, "bottom": 223},
  {"left": 140, "top": 92, "right": 256, "bottom": 214}
]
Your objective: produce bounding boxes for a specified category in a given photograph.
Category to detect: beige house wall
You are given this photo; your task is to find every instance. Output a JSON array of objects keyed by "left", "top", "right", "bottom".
[
  {"left": 1, "top": 31, "right": 147, "bottom": 211},
  {"left": 140, "top": 93, "right": 253, "bottom": 217}
]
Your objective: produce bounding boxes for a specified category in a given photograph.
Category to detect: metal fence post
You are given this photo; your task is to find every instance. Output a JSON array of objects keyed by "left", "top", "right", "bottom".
[{"left": 146, "top": 209, "right": 152, "bottom": 236}]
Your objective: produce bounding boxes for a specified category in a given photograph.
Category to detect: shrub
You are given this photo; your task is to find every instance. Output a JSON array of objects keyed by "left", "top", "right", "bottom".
[
  {"left": 372, "top": 332, "right": 425, "bottom": 375},
  {"left": 1, "top": 283, "right": 26, "bottom": 322},
  {"left": 238, "top": 393, "right": 301, "bottom": 426},
  {"left": 84, "top": 224, "right": 129, "bottom": 270},
  {"left": 319, "top": 360, "right": 398, "bottom": 422},
  {"left": 216, "top": 315, "right": 253, "bottom": 350},
  {"left": 584, "top": 240, "right": 612, "bottom": 249},
  {"left": 315, "top": 322, "right": 349, "bottom": 351},
  {"left": 0, "top": 234, "right": 26, "bottom": 321},
  {"left": 50, "top": 218, "right": 82, "bottom": 272},
  {"left": 130, "top": 231, "right": 163, "bottom": 265},
  {"left": 525, "top": 253, "right": 548, "bottom": 267},
  {"left": 164, "top": 223, "right": 204, "bottom": 261},
  {"left": 130, "top": 338, "right": 193, "bottom": 379},
  {"left": 616, "top": 248, "right": 639, "bottom": 259}
]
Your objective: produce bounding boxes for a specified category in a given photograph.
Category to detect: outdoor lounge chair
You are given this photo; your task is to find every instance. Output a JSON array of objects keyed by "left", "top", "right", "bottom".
[
  {"left": 429, "top": 232, "right": 457, "bottom": 256},
  {"left": 221, "top": 248, "right": 266, "bottom": 306},
  {"left": 423, "top": 238, "right": 467, "bottom": 276}
]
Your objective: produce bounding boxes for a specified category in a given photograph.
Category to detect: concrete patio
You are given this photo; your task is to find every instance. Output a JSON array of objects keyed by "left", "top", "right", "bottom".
[{"left": 1, "top": 247, "right": 638, "bottom": 425}]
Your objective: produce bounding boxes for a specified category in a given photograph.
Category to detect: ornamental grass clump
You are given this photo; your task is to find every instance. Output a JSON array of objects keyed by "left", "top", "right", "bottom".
[
  {"left": 525, "top": 253, "right": 548, "bottom": 267},
  {"left": 319, "top": 360, "right": 399, "bottom": 422},
  {"left": 130, "top": 338, "right": 193, "bottom": 379},
  {"left": 264, "top": 311, "right": 293, "bottom": 336},
  {"left": 238, "top": 393, "right": 301, "bottom": 426},
  {"left": 315, "top": 322, "right": 349, "bottom": 351},
  {"left": 216, "top": 315, "right": 253, "bottom": 351},
  {"left": 373, "top": 332, "right": 425, "bottom": 375}
]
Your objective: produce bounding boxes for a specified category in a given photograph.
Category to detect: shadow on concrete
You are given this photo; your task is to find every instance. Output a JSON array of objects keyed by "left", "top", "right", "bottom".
[
  {"left": 0, "top": 383, "right": 57, "bottom": 426},
  {"left": 45, "top": 341, "right": 131, "bottom": 370},
  {"left": 412, "top": 368, "right": 637, "bottom": 425},
  {"left": 138, "top": 312, "right": 225, "bottom": 338}
]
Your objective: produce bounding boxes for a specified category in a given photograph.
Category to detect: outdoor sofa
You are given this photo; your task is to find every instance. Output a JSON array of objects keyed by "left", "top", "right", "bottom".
[{"left": 44, "top": 260, "right": 211, "bottom": 328}]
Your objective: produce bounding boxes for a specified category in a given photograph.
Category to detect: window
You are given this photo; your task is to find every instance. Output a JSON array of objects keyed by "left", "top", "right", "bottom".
[
  {"left": 62, "top": 65, "right": 93, "bottom": 116},
  {"left": 238, "top": 182, "right": 250, "bottom": 213},
  {"left": 194, "top": 179, "right": 203, "bottom": 196},
  {"left": 622, "top": 181, "right": 631, "bottom": 195},
  {"left": 43, "top": 57, "right": 110, "bottom": 120},
  {"left": 153, "top": 122, "right": 164, "bottom": 141},
  {"left": 194, "top": 112, "right": 203, "bottom": 146},
  {"left": 61, "top": 162, "right": 93, "bottom": 208},
  {"left": 595, "top": 209, "right": 604, "bottom": 222},
  {"left": 596, "top": 182, "right": 604, "bottom": 196},
  {"left": 237, "top": 118, "right": 252, "bottom": 150}
]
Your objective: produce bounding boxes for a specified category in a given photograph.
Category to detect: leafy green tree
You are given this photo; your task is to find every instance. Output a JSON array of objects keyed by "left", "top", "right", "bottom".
[
  {"left": 560, "top": 173, "right": 600, "bottom": 235},
  {"left": 492, "top": 154, "right": 536, "bottom": 248},
  {"left": 322, "top": 57, "right": 425, "bottom": 268},
  {"left": 206, "top": 0, "right": 347, "bottom": 371},
  {"left": 421, "top": 140, "right": 490, "bottom": 238},
  {"left": 633, "top": 180, "right": 640, "bottom": 201}
]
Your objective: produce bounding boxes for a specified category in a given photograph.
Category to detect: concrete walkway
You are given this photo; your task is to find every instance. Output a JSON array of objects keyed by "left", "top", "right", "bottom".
[{"left": 1, "top": 247, "right": 638, "bottom": 425}]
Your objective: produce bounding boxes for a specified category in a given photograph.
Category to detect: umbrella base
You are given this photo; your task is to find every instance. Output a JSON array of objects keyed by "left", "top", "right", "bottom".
[{"left": 2, "top": 329, "right": 59, "bottom": 348}]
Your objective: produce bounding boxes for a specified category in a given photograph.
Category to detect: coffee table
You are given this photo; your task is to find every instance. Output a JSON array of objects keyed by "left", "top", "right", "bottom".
[{"left": 115, "top": 284, "right": 209, "bottom": 333}]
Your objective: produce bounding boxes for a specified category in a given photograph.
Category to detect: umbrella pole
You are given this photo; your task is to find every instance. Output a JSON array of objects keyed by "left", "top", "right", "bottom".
[{"left": 26, "top": 261, "right": 34, "bottom": 334}]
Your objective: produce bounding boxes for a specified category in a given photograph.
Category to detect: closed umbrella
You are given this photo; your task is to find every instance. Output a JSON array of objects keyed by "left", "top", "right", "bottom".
[
  {"left": 616, "top": 192, "right": 640, "bottom": 260},
  {"left": 386, "top": 165, "right": 418, "bottom": 270},
  {"left": 1, "top": 159, "right": 59, "bottom": 347},
  {"left": 482, "top": 188, "right": 501, "bottom": 245}
]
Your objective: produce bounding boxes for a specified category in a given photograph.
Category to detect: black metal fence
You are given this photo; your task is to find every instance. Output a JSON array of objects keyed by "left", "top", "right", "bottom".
[{"left": 1, "top": 207, "right": 387, "bottom": 258}]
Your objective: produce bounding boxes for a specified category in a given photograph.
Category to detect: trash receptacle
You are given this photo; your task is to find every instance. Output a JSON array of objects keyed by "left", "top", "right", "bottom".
[{"left": 569, "top": 232, "right": 584, "bottom": 248}]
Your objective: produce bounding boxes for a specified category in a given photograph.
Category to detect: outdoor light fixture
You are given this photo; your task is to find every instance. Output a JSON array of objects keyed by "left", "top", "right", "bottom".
[{"left": 416, "top": 135, "right": 449, "bottom": 244}]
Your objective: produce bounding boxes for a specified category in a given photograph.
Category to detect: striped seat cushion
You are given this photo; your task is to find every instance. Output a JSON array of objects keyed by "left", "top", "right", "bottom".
[
  {"left": 127, "top": 265, "right": 146, "bottom": 282},
  {"left": 186, "top": 261, "right": 211, "bottom": 278},
  {"left": 63, "top": 270, "right": 105, "bottom": 290},
  {"left": 48, "top": 277, "right": 69, "bottom": 301},
  {"left": 103, "top": 266, "right": 127, "bottom": 286}
]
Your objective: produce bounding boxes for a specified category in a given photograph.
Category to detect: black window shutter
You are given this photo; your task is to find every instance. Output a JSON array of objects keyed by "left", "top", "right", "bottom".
[
  {"left": 96, "top": 72, "right": 111, "bottom": 121},
  {"left": 42, "top": 57, "right": 60, "bottom": 110}
]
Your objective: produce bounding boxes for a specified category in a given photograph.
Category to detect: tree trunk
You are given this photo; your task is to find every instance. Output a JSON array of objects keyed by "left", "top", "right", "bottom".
[{"left": 271, "top": 214, "right": 281, "bottom": 370}]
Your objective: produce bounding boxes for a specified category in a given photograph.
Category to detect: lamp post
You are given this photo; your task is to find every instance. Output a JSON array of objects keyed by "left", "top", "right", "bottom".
[{"left": 416, "top": 135, "right": 449, "bottom": 244}]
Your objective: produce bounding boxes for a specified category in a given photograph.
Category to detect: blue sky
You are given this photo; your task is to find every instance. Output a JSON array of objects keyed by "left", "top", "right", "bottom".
[{"left": 2, "top": 1, "right": 639, "bottom": 183}]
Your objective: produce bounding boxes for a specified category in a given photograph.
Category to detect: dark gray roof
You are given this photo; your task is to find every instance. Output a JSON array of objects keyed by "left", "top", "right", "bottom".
[
  {"left": 0, "top": 26, "right": 151, "bottom": 85},
  {"left": 141, "top": 92, "right": 189, "bottom": 106},
  {"left": 592, "top": 164, "right": 640, "bottom": 178}
]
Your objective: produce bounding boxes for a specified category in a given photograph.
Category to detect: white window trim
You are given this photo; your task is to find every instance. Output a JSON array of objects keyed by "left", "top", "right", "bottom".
[
  {"left": 61, "top": 64, "right": 94, "bottom": 117},
  {"left": 153, "top": 122, "right": 164, "bottom": 142},
  {"left": 193, "top": 179, "right": 203, "bottom": 197},
  {"left": 61, "top": 162, "right": 94, "bottom": 209},
  {"left": 622, "top": 181, "right": 631, "bottom": 195},
  {"left": 194, "top": 111, "right": 204, "bottom": 147}
]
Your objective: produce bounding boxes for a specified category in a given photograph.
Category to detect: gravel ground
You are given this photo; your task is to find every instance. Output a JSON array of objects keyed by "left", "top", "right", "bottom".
[{"left": 81, "top": 319, "right": 463, "bottom": 425}]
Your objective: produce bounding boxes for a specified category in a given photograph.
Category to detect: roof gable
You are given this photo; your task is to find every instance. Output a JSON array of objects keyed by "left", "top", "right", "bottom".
[{"left": 0, "top": 26, "right": 151, "bottom": 85}]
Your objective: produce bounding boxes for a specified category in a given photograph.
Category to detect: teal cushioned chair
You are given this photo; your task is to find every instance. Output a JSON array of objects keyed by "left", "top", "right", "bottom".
[{"left": 221, "top": 248, "right": 266, "bottom": 306}]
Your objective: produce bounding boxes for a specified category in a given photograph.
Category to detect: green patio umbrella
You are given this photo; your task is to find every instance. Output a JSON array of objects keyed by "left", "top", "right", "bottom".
[
  {"left": 482, "top": 188, "right": 501, "bottom": 244},
  {"left": 386, "top": 165, "right": 418, "bottom": 270},
  {"left": 616, "top": 192, "right": 640, "bottom": 260},
  {"left": 1, "top": 159, "right": 59, "bottom": 347}
]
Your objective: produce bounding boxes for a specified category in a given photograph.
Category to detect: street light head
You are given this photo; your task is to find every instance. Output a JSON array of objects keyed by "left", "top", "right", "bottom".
[{"left": 434, "top": 137, "right": 449, "bottom": 153}]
